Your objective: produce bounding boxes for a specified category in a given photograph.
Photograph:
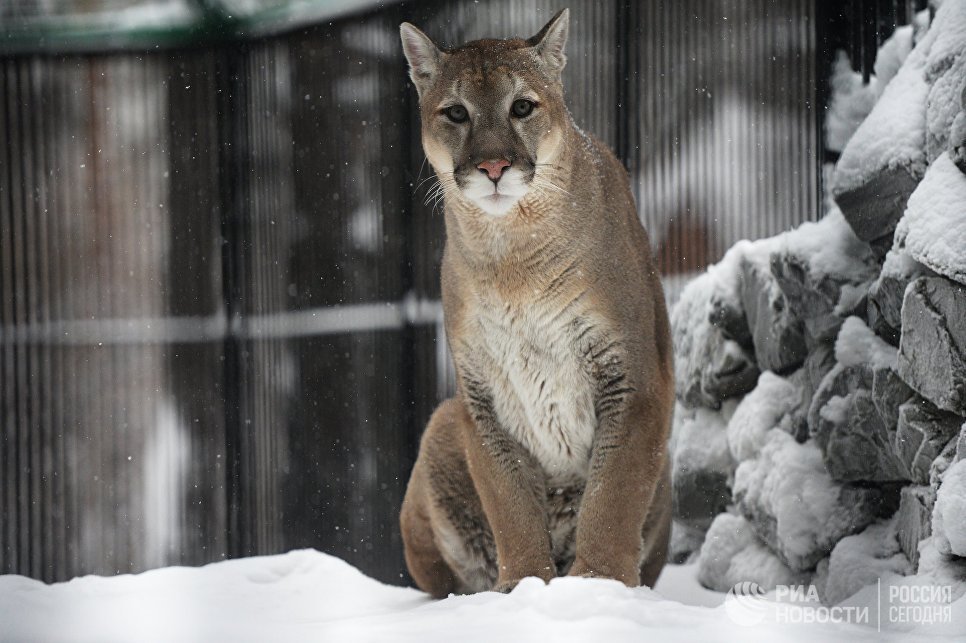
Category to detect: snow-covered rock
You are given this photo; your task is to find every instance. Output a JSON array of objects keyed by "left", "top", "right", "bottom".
[
  {"left": 897, "top": 485, "right": 937, "bottom": 569},
  {"left": 822, "top": 518, "right": 913, "bottom": 606},
  {"left": 898, "top": 276, "right": 966, "bottom": 415},
  {"left": 809, "top": 363, "right": 907, "bottom": 482},
  {"left": 830, "top": 0, "right": 966, "bottom": 247},
  {"left": 668, "top": 520, "right": 707, "bottom": 565},
  {"left": 952, "top": 109, "right": 966, "bottom": 172},
  {"left": 738, "top": 239, "right": 807, "bottom": 374},
  {"left": 914, "top": 535, "right": 966, "bottom": 601},
  {"left": 671, "top": 257, "right": 759, "bottom": 410},
  {"left": 733, "top": 430, "right": 888, "bottom": 572},
  {"left": 696, "top": 513, "right": 809, "bottom": 592},
  {"left": 872, "top": 359, "right": 917, "bottom": 434},
  {"left": 931, "top": 433, "right": 961, "bottom": 488},
  {"left": 927, "top": 0, "right": 966, "bottom": 77},
  {"left": 835, "top": 315, "right": 899, "bottom": 371},
  {"left": 933, "top": 459, "right": 966, "bottom": 557},
  {"left": 807, "top": 318, "right": 909, "bottom": 482},
  {"left": 925, "top": 50, "right": 966, "bottom": 162},
  {"left": 894, "top": 153, "right": 966, "bottom": 286},
  {"left": 867, "top": 249, "right": 935, "bottom": 344},
  {"left": 824, "top": 53, "right": 880, "bottom": 154},
  {"left": 831, "top": 38, "right": 930, "bottom": 244},
  {"left": 770, "top": 209, "right": 879, "bottom": 346},
  {"left": 895, "top": 398, "right": 964, "bottom": 484},
  {"left": 707, "top": 246, "right": 753, "bottom": 347},
  {"left": 671, "top": 402, "right": 738, "bottom": 530},
  {"left": 726, "top": 372, "right": 800, "bottom": 462},
  {"left": 663, "top": 2, "right": 966, "bottom": 621},
  {"left": 825, "top": 25, "right": 915, "bottom": 153},
  {"left": 785, "top": 343, "right": 837, "bottom": 442},
  {"left": 958, "top": 422, "right": 966, "bottom": 461}
]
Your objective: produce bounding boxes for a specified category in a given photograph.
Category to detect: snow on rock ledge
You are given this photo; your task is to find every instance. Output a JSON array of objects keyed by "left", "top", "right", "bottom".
[
  {"left": 867, "top": 248, "right": 935, "bottom": 343},
  {"left": 671, "top": 249, "right": 759, "bottom": 409},
  {"left": 696, "top": 513, "right": 809, "bottom": 592},
  {"left": 934, "top": 459, "right": 966, "bottom": 556},
  {"left": 832, "top": 0, "right": 966, "bottom": 246},
  {"left": 671, "top": 402, "right": 737, "bottom": 531},
  {"left": 825, "top": 25, "right": 914, "bottom": 153},
  {"left": 830, "top": 20, "right": 931, "bottom": 244},
  {"left": 807, "top": 318, "right": 910, "bottom": 483},
  {"left": 894, "top": 152, "right": 966, "bottom": 286},
  {"left": 771, "top": 209, "right": 879, "bottom": 346},
  {"left": 733, "top": 430, "right": 887, "bottom": 572},
  {"left": 726, "top": 372, "right": 801, "bottom": 462},
  {"left": 737, "top": 237, "right": 807, "bottom": 373}
]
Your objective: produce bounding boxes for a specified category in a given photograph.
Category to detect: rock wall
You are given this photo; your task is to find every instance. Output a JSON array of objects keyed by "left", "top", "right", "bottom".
[{"left": 669, "top": 0, "right": 966, "bottom": 604}]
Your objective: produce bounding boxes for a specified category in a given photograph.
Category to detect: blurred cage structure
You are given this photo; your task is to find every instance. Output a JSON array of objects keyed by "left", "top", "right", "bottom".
[{"left": 0, "top": 0, "right": 928, "bottom": 585}]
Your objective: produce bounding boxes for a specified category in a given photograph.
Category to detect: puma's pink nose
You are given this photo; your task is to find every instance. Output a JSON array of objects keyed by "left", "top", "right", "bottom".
[{"left": 477, "top": 159, "right": 511, "bottom": 181}]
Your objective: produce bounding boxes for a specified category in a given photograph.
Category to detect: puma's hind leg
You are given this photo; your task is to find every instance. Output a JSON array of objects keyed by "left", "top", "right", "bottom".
[
  {"left": 400, "top": 399, "right": 497, "bottom": 596},
  {"left": 400, "top": 467, "right": 458, "bottom": 598},
  {"left": 639, "top": 458, "right": 672, "bottom": 588}
]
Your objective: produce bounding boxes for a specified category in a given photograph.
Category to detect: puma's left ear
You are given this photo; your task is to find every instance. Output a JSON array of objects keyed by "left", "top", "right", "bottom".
[
  {"left": 528, "top": 8, "right": 569, "bottom": 75},
  {"left": 400, "top": 22, "right": 443, "bottom": 97}
]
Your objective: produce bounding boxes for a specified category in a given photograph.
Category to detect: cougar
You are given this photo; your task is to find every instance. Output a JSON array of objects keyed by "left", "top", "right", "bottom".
[{"left": 398, "top": 8, "right": 673, "bottom": 597}]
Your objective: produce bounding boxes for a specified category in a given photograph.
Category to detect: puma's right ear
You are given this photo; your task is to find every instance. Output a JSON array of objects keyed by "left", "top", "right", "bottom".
[
  {"left": 400, "top": 23, "right": 442, "bottom": 96},
  {"left": 528, "top": 8, "right": 569, "bottom": 76}
]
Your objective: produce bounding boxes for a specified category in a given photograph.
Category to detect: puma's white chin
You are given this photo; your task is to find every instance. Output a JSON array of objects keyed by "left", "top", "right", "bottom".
[
  {"left": 462, "top": 169, "right": 530, "bottom": 216},
  {"left": 473, "top": 193, "right": 521, "bottom": 216}
]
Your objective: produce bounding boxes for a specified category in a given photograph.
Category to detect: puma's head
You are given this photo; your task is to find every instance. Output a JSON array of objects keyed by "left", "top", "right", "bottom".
[{"left": 400, "top": 9, "right": 570, "bottom": 216}]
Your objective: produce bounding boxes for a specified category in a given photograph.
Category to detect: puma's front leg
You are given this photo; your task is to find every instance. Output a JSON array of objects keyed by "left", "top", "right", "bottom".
[
  {"left": 459, "top": 387, "right": 555, "bottom": 591},
  {"left": 569, "top": 389, "right": 672, "bottom": 586}
]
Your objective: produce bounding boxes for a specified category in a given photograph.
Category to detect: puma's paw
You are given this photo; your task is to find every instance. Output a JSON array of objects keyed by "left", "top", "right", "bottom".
[
  {"left": 492, "top": 578, "right": 522, "bottom": 594},
  {"left": 492, "top": 572, "right": 553, "bottom": 593},
  {"left": 567, "top": 556, "right": 640, "bottom": 587}
]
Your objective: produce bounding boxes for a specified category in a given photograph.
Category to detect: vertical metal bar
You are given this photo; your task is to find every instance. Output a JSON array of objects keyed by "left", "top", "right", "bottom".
[
  {"left": 0, "top": 59, "right": 15, "bottom": 576},
  {"left": 11, "top": 58, "right": 31, "bottom": 580},
  {"left": 21, "top": 56, "right": 42, "bottom": 580},
  {"left": 217, "top": 43, "right": 247, "bottom": 560}
]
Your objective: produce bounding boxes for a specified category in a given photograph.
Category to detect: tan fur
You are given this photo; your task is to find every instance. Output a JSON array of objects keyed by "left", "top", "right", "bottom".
[{"left": 399, "top": 9, "right": 673, "bottom": 596}]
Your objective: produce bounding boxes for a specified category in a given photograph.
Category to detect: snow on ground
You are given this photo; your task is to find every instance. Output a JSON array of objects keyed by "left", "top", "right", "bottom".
[
  {"left": 821, "top": 518, "right": 913, "bottom": 606},
  {"left": 1, "top": 549, "right": 963, "bottom": 642}
]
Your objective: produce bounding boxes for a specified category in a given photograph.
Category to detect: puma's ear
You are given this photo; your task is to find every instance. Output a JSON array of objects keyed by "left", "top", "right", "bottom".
[
  {"left": 528, "top": 8, "right": 569, "bottom": 75},
  {"left": 400, "top": 22, "right": 442, "bottom": 96}
]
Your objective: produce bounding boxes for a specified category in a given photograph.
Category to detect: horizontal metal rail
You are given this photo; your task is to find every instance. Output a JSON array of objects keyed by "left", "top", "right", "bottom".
[{"left": 0, "top": 296, "right": 444, "bottom": 345}]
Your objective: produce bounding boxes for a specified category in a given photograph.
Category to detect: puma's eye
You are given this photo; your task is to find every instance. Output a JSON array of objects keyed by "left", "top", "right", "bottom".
[
  {"left": 444, "top": 104, "right": 468, "bottom": 123},
  {"left": 511, "top": 99, "right": 535, "bottom": 118}
]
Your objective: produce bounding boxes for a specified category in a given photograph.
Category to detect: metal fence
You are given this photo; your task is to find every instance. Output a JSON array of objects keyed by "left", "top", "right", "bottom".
[{"left": 0, "top": 0, "right": 921, "bottom": 585}]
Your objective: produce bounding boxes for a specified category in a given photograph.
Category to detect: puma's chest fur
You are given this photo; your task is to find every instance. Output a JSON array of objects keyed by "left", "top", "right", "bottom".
[{"left": 469, "top": 291, "right": 598, "bottom": 484}]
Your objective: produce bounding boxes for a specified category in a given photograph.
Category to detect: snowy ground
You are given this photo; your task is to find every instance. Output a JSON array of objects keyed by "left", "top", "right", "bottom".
[{"left": 1, "top": 550, "right": 962, "bottom": 642}]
